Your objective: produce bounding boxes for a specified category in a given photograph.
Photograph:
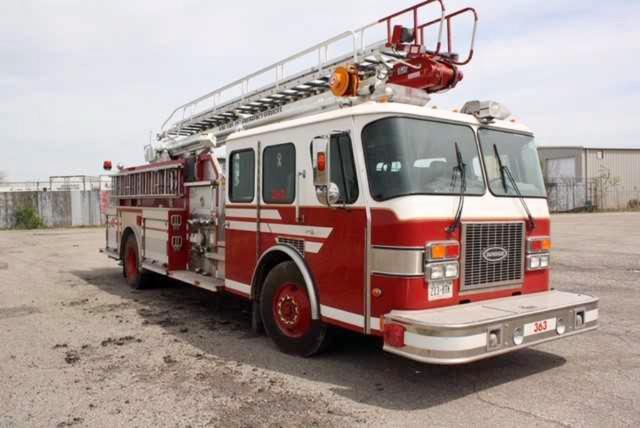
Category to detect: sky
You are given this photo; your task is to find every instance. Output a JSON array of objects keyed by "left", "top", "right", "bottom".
[{"left": 1, "top": 0, "right": 639, "bottom": 181}]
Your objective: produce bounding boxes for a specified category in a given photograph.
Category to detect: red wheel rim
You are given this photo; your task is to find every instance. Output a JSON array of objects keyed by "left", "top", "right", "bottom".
[
  {"left": 272, "top": 282, "right": 312, "bottom": 338},
  {"left": 126, "top": 246, "right": 138, "bottom": 281}
]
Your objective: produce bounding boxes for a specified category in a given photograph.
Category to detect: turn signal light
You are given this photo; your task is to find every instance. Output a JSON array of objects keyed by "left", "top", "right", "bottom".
[
  {"left": 527, "top": 237, "right": 551, "bottom": 253},
  {"left": 427, "top": 241, "right": 460, "bottom": 261},
  {"left": 317, "top": 152, "right": 326, "bottom": 172},
  {"left": 383, "top": 324, "right": 406, "bottom": 348}
]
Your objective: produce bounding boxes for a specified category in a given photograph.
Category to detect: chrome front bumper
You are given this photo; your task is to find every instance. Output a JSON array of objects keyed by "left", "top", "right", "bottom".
[{"left": 382, "top": 290, "right": 598, "bottom": 365}]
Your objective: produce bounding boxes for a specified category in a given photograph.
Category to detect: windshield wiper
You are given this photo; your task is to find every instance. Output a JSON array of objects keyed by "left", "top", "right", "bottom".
[
  {"left": 446, "top": 142, "right": 466, "bottom": 233},
  {"left": 493, "top": 144, "right": 508, "bottom": 193},
  {"left": 493, "top": 144, "right": 536, "bottom": 230}
]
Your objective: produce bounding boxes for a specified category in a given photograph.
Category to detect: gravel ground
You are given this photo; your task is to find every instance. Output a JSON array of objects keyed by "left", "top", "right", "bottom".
[{"left": 1, "top": 212, "right": 639, "bottom": 427}]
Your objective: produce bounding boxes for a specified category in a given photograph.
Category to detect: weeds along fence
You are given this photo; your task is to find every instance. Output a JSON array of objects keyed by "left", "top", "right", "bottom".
[
  {"left": 0, "top": 190, "right": 110, "bottom": 229},
  {"left": 545, "top": 177, "right": 640, "bottom": 213}
]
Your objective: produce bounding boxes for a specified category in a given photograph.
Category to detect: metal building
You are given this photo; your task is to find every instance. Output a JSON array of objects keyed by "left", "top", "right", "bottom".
[{"left": 538, "top": 146, "right": 640, "bottom": 211}]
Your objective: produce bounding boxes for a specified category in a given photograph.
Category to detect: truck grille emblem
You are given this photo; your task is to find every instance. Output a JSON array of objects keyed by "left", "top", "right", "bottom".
[{"left": 482, "top": 247, "right": 509, "bottom": 263}]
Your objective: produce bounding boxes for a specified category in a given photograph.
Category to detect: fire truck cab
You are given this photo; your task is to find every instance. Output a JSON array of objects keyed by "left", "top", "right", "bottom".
[{"left": 102, "top": 1, "right": 598, "bottom": 364}]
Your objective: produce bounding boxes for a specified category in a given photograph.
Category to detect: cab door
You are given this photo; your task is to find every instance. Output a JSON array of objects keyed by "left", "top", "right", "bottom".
[
  {"left": 225, "top": 143, "right": 258, "bottom": 295},
  {"left": 302, "top": 131, "right": 367, "bottom": 332}
]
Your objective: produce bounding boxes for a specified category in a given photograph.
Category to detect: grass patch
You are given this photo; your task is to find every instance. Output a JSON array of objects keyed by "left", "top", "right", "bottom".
[{"left": 14, "top": 206, "right": 45, "bottom": 229}]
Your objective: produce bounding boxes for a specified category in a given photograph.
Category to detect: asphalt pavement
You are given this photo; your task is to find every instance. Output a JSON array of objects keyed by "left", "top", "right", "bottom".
[{"left": 0, "top": 212, "right": 638, "bottom": 427}]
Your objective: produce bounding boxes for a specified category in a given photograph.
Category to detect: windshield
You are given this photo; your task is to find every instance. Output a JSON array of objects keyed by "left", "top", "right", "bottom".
[
  {"left": 478, "top": 129, "right": 546, "bottom": 198},
  {"left": 362, "top": 117, "right": 484, "bottom": 201}
]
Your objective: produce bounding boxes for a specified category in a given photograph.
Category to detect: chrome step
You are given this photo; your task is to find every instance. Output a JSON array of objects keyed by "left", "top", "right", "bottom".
[{"left": 142, "top": 263, "right": 223, "bottom": 293}]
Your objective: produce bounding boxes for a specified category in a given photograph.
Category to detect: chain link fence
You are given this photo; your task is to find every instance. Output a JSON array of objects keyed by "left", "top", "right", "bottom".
[
  {"left": 545, "top": 177, "right": 640, "bottom": 212},
  {"left": 0, "top": 175, "right": 111, "bottom": 192}
]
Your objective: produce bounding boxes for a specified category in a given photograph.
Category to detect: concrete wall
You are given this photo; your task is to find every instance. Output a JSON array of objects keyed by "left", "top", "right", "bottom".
[{"left": 0, "top": 190, "right": 106, "bottom": 229}]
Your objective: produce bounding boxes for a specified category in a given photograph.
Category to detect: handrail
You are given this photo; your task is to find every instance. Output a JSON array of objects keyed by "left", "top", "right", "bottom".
[
  {"left": 419, "top": 7, "right": 478, "bottom": 65},
  {"left": 377, "top": 0, "right": 445, "bottom": 53},
  {"left": 160, "top": 30, "right": 362, "bottom": 134}
]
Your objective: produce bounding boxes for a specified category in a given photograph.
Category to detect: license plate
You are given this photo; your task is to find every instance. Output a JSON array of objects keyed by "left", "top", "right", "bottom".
[
  {"left": 524, "top": 317, "right": 556, "bottom": 336},
  {"left": 428, "top": 280, "right": 453, "bottom": 301}
]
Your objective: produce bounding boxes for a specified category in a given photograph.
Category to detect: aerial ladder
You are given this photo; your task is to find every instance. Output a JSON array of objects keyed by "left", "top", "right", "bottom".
[{"left": 147, "top": 0, "right": 478, "bottom": 163}]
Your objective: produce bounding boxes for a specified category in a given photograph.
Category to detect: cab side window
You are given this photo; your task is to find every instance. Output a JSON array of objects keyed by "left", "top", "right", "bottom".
[
  {"left": 263, "top": 143, "right": 296, "bottom": 204},
  {"left": 229, "top": 149, "right": 255, "bottom": 203}
]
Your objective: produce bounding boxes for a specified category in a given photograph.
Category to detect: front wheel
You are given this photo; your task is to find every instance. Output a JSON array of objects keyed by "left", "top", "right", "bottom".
[
  {"left": 260, "top": 261, "right": 329, "bottom": 357},
  {"left": 123, "top": 234, "right": 147, "bottom": 289}
]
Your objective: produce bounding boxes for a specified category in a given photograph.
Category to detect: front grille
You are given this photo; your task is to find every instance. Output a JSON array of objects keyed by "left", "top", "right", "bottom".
[{"left": 461, "top": 222, "right": 525, "bottom": 291}]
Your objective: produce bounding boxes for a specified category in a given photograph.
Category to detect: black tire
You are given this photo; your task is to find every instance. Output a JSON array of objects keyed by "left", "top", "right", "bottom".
[
  {"left": 251, "top": 300, "right": 264, "bottom": 335},
  {"left": 122, "top": 234, "right": 147, "bottom": 289},
  {"left": 260, "top": 261, "right": 329, "bottom": 357}
]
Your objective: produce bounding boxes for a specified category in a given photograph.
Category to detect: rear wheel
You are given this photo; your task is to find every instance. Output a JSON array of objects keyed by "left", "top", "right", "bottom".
[
  {"left": 123, "top": 234, "right": 147, "bottom": 289},
  {"left": 260, "top": 261, "right": 329, "bottom": 356}
]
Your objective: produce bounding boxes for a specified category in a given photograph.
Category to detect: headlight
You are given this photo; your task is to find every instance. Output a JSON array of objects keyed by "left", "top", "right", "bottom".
[
  {"left": 426, "top": 261, "right": 459, "bottom": 281},
  {"left": 445, "top": 263, "right": 458, "bottom": 279},
  {"left": 556, "top": 318, "right": 566, "bottom": 335},
  {"left": 430, "top": 264, "right": 444, "bottom": 280},
  {"left": 527, "top": 254, "right": 550, "bottom": 271},
  {"left": 539, "top": 255, "right": 549, "bottom": 268}
]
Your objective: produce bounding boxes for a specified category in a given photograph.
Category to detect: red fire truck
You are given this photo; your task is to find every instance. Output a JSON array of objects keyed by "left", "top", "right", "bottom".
[{"left": 102, "top": 1, "right": 598, "bottom": 364}]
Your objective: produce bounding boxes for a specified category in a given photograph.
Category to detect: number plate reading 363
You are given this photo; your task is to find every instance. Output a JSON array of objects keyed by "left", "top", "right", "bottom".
[
  {"left": 429, "top": 280, "right": 453, "bottom": 301},
  {"left": 524, "top": 318, "right": 557, "bottom": 336}
]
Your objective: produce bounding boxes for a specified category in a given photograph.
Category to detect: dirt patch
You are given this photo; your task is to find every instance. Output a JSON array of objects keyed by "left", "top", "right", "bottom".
[
  {"left": 56, "top": 417, "right": 84, "bottom": 427},
  {"left": 63, "top": 298, "right": 90, "bottom": 307},
  {"left": 0, "top": 305, "right": 40, "bottom": 320},
  {"left": 64, "top": 350, "right": 81, "bottom": 364},
  {"left": 100, "top": 336, "right": 141, "bottom": 347},
  {"left": 162, "top": 355, "right": 177, "bottom": 364},
  {"left": 87, "top": 302, "right": 133, "bottom": 314}
]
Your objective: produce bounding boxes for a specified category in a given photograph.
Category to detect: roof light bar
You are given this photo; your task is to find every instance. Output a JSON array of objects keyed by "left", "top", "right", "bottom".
[{"left": 461, "top": 100, "right": 511, "bottom": 123}]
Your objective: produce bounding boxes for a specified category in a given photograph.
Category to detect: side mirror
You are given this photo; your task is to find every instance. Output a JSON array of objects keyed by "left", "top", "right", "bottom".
[
  {"left": 315, "top": 182, "right": 341, "bottom": 206},
  {"left": 312, "top": 136, "right": 330, "bottom": 187}
]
